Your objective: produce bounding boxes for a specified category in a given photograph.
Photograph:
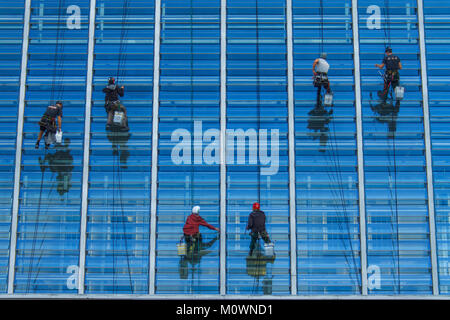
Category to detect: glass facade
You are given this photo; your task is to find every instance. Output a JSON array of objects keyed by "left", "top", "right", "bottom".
[
  {"left": 424, "top": 0, "right": 450, "bottom": 295},
  {"left": 359, "top": 0, "right": 432, "bottom": 295},
  {"left": 293, "top": 0, "right": 360, "bottom": 295},
  {"left": 15, "top": 0, "right": 87, "bottom": 293},
  {"left": 0, "top": 0, "right": 449, "bottom": 296}
]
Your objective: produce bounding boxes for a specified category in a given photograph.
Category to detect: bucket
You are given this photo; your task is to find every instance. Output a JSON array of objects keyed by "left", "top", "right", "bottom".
[
  {"left": 395, "top": 86, "right": 404, "bottom": 100},
  {"left": 55, "top": 130, "right": 63, "bottom": 144},
  {"left": 324, "top": 93, "right": 333, "bottom": 107},
  {"left": 263, "top": 243, "right": 275, "bottom": 257},
  {"left": 113, "top": 111, "right": 124, "bottom": 125},
  {"left": 177, "top": 242, "right": 187, "bottom": 256}
]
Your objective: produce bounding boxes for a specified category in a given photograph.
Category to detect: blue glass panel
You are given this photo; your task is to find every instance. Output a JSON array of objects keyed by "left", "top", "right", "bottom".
[
  {"left": 15, "top": 0, "right": 88, "bottom": 293},
  {"left": 84, "top": 0, "right": 154, "bottom": 294},
  {"left": 293, "top": 0, "right": 361, "bottom": 295},
  {"left": 424, "top": 0, "right": 450, "bottom": 295},
  {"left": 155, "top": 0, "right": 221, "bottom": 294},
  {"left": 359, "top": 0, "right": 432, "bottom": 295},
  {"left": 226, "top": 0, "right": 290, "bottom": 295}
]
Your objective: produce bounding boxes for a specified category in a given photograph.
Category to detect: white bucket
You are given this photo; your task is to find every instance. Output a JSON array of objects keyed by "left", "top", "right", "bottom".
[
  {"left": 324, "top": 93, "right": 333, "bottom": 107},
  {"left": 55, "top": 130, "right": 63, "bottom": 144},
  {"left": 263, "top": 243, "right": 275, "bottom": 257},
  {"left": 395, "top": 86, "right": 404, "bottom": 100},
  {"left": 113, "top": 111, "right": 124, "bottom": 125}
]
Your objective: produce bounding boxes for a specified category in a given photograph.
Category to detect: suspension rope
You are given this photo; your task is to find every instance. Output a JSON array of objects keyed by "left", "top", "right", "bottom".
[
  {"left": 383, "top": 0, "right": 392, "bottom": 49},
  {"left": 385, "top": 113, "right": 401, "bottom": 293},
  {"left": 319, "top": 0, "right": 324, "bottom": 54},
  {"left": 187, "top": 0, "right": 201, "bottom": 292},
  {"left": 116, "top": 0, "right": 130, "bottom": 82},
  {"left": 392, "top": 113, "right": 401, "bottom": 294},
  {"left": 26, "top": 157, "right": 59, "bottom": 292},
  {"left": 317, "top": 99, "right": 361, "bottom": 290},
  {"left": 117, "top": 137, "right": 134, "bottom": 293},
  {"left": 252, "top": 0, "right": 263, "bottom": 295},
  {"left": 112, "top": 142, "right": 117, "bottom": 293},
  {"left": 368, "top": 100, "right": 401, "bottom": 293},
  {"left": 26, "top": 0, "right": 65, "bottom": 292},
  {"left": 110, "top": 134, "right": 134, "bottom": 293},
  {"left": 190, "top": 0, "right": 194, "bottom": 212},
  {"left": 313, "top": 0, "right": 361, "bottom": 291},
  {"left": 106, "top": 0, "right": 133, "bottom": 294},
  {"left": 382, "top": 0, "right": 401, "bottom": 293},
  {"left": 326, "top": 117, "right": 362, "bottom": 291},
  {"left": 26, "top": 149, "right": 48, "bottom": 293},
  {"left": 31, "top": 148, "right": 73, "bottom": 289},
  {"left": 49, "top": 0, "right": 66, "bottom": 104}
]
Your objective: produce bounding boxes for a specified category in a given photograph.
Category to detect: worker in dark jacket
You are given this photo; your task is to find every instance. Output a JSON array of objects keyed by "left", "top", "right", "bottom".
[
  {"left": 35, "top": 101, "right": 63, "bottom": 149},
  {"left": 375, "top": 47, "right": 402, "bottom": 99},
  {"left": 183, "top": 205, "right": 219, "bottom": 250},
  {"left": 103, "top": 77, "right": 128, "bottom": 131},
  {"left": 246, "top": 202, "right": 271, "bottom": 256}
]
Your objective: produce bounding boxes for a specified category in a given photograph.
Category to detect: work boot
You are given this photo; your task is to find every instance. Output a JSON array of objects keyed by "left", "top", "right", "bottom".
[{"left": 35, "top": 141, "right": 40, "bottom": 149}]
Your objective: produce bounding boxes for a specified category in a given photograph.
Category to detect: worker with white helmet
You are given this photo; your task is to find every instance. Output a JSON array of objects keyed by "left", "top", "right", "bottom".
[
  {"left": 312, "top": 52, "right": 332, "bottom": 104},
  {"left": 183, "top": 206, "right": 219, "bottom": 251}
]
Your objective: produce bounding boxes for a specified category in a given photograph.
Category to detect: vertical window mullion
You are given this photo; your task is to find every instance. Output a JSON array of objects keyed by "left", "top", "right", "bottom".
[{"left": 7, "top": 0, "right": 31, "bottom": 295}]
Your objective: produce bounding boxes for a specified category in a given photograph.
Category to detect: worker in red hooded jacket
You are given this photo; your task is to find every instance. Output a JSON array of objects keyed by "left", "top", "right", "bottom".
[{"left": 183, "top": 205, "right": 219, "bottom": 250}]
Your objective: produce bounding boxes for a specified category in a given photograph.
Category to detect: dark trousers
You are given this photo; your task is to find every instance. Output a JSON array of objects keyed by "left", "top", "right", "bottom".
[
  {"left": 380, "top": 70, "right": 400, "bottom": 99},
  {"left": 184, "top": 233, "right": 202, "bottom": 253},
  {"left": 249, "top": 231, "right": 271, "bottom": 252},
  {"left": 316, "top": 83, "right": 331, "bottom": 105},
  {"left": 314, "top": 73, "right": 331, "bottom": 105}
]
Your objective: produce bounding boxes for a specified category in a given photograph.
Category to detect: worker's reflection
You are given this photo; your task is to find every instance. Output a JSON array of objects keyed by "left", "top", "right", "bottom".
[
  {"left": 370, "top": 96, "right": 400, "bottom": 138},
  {"left": 307, "top": 100, "right": 333, "bottom": 152},
  {"left": 38, "top": 138, "right": 73, "bottom": 197},
  {"left": 107, "top": 131, "right": 131, "bottom": 168},
  {"left": 179, "top": 234, "right": 219, "bottom": 280},
  {"left": 245, "top": 243, "right": 276, "bottom": 295}
]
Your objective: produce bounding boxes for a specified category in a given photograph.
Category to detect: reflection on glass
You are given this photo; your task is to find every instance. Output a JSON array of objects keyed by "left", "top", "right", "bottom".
[
  {"left": 369, "top": 95, "right": 400, "bottom": 137},
  {"left": 39, "top": 138, "right": 74, "bottom": 197},
  {"left": 14, "top": 0, "right": 87, "bottom": 293},
  {"left": 85, "top": 0, "right": 154, "bottom": 294},
  {"left": 294, "top": 0, "right": 360, "bottom": 295},
  {"left": 307, "top": 102, "right": 333, "bottom": 153},
  {"left": 178, "top": 234, "right": 219, "bottom": 287},
  {"left": 107, "top": 131, "right": 131, "bottom": 169},
  {"left": 245, "top": 241, "right": 276, "bottom": 295}
]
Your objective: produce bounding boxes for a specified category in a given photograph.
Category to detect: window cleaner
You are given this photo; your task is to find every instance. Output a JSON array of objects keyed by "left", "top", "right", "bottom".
[
  {"left": 103, "top": 77, "right": 129, "bottom": 131},
  {"left": 312, "top": 53, "right": 333, "bottom": 107},
  {"left": 246, "top": 202, "right": 274, "bottom": 256},
  {"left": 182, "top": 205, "right": 220, "bottom": 252},
  {"left": 375, "top": 47, "right": 403, "bottom": 101},
  {"left": 35, "top": 101, "right": 63, "bottom": 149}
]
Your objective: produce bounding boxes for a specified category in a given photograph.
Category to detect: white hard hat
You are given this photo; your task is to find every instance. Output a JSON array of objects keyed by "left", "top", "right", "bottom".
[{"left": 192, "top": 206, "right": 200, "bottom": 214}]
